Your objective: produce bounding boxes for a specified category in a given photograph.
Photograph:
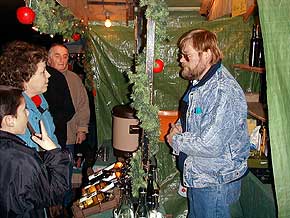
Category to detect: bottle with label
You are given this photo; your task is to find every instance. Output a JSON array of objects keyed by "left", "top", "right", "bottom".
[
  {"left": 148, "top": 189, "right": 164, "bottom": 218},
  {"left": 146, "top": 164, "right": 160, "bottom": 210},
  {"left": 75, "top": 152, "right": 83, "bottom": 168},
  {"left": 81, "top": 181, "right": 107, "bottom": 197},
  {"left": 88, "top": 161, "right": 124, "bottom": 183},
  {"left": 113, "top": 185, "right": 134, "bottom": 218},
  {"left": 77, "top": 182, "right": 115, "bottom": 209},
  {"left": 84, "top": 164, "right": 126, "bottom": 192},
  {"left": 259, "top": 125, "right": 267, "bottom": 156},
  {"left": 135, "top": 187, "right": 149, "bottom": 218},
  {"left": 81, "top": 171, "right": 124, "bottom": 197}
]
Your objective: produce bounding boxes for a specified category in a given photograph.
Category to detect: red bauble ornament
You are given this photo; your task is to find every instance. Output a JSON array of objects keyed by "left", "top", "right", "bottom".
[
  {"left": 153, "top": 59, "right": 164, "bottom": 73},
  {"left": 72, "top": 33, "right": 81, "bottom": 41},
  {"left": 16, "top": 6, "right": 35, "bottom": 25}
]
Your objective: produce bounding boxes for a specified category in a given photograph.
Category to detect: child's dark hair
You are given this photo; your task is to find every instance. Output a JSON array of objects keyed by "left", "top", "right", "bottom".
[{"left": 0, "top": 85, "right": 23, "bottom": 127}]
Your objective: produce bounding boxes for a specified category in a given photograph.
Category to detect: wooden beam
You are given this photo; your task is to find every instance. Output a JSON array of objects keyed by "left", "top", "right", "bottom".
[
  {"left": 200, "top": 0, "right": 215, "bottom": 15},
  {"left": 87, "top": 1, "right": 129, "bottom": 6}
]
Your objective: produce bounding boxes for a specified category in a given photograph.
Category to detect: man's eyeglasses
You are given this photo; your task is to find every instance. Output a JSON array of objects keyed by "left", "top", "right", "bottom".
[
  {"left": 180, "top": 53, "right": 192, "bottom": 62},
  {"left": 179, "top": 51, "right": 202, "bottom": 62}
]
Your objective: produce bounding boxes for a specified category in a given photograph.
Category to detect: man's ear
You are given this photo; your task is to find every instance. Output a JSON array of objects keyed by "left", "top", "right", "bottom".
[
  {"left": 2, "top": 115, "right": 15, "bottom": 128},
  {"left": 204, "top": 49, "right": 213, "bottom": 62},
  {"left": 47, "top": 57, "right": 52, "bottom": 66}
]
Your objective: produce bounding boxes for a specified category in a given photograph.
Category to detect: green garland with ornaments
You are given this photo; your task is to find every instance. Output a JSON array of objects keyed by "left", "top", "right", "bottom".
[
  {"left": 29, "top": 0, "right": 87, "bottom": 41},
  {"left": 128, "top": 0, "right": 168, "bottom": 155}
]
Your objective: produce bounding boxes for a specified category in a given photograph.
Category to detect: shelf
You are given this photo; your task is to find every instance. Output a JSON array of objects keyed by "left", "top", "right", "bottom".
[
  {"left": 248, "top": 150, "right": 269, "bottom": 169},
  {"left": 247, "top": 102, "right": 267, "bottom": 123},
  {"left": 248, "top": 156, "right": 268, "bottom": 169},
  {"left": 232, "top": 64, "right": 265, "bottom": 74}
]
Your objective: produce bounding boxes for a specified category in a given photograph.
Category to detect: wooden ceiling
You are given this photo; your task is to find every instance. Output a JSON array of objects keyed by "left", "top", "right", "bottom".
[
  {"left": 57, "top": 0, "right": 255, "bottom": 25},
  {"left": 57, "top": 0, "right": 136, "bottom": 25},
  {"left": 57, "top": 0, "right": 202, "bottom": 24}
]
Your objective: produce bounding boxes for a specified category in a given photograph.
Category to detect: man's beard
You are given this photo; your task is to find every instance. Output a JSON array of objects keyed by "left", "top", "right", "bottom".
[{"left": 180, "top": 60, "right": 207, "bottom": 81}]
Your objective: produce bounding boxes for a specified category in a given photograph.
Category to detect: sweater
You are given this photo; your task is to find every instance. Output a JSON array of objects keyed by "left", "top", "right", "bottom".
[{"left": 62, "top": 70, "right": 90, "bottom": 145}]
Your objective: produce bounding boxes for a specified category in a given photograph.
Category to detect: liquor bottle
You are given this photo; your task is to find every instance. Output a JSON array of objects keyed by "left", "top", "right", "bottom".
[
  {"left": 77, "top": 182, "right": 115, "bottom": 209},
  {"left": 255, "top": 25, "right": 265, "bottom": 68},
  {"left": 75, "top": 152, "right": 83, "bottom": 168},
  {"left": 249, "top": 24, "right": 257, "bottom": 67},
  {"left": 148, "top": 190, "right": 164, "bottom": 218},
  {"left": 146, "top": 164, "right": 160, "bottom": 210},
  {"left": 81, "top": 180, "right": 108, "bottom": 197},
  {"left": 135, "top": 187, "right": 149, "bottom": 218},
  {"left": 259, "top": 125, "right": 267, "bottom": 156},
  {"left": 86, "top": 162, "right": 124, "bottom": 187},
  {"left": 113, "top": 186, "right": 134, "bottom": 218},
  {"left": 92, "top": 161, "right": 124, "bottom": 179},
  {"left": 81, "top": 171, "right": 124, "bottom": 197}
]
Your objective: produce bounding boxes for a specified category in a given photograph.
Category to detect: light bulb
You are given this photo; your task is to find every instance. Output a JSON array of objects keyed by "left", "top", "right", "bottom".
[{"left": 105, "top": 18, "right": 112, "bottom": 28}]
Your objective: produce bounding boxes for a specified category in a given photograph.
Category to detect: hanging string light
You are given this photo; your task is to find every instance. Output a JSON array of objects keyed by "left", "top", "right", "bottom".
[{"left": 104, "top": 11, "right": 112, "bottom": 28}]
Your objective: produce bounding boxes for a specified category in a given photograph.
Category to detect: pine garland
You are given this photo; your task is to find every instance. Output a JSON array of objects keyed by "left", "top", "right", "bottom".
[
  {"left": 127, "top": 0, "right": 169, "bottom": 196},
  {"left": 29, "top": 0, "right": 86, "bottom": 40},
  {"left": 128, "top": 0, "right": 169, "bottom": 157}
]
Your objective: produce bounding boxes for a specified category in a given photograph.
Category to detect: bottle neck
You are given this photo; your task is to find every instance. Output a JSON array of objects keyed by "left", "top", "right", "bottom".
[{"left": 252, "top": 24, "right": 256, "bottom": 38}]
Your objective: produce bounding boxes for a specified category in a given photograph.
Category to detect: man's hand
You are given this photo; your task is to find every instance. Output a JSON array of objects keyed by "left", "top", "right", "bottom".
[
  {"left": 76, "top": 131, "right": 86, "bottom": 144},
  {"left": 166, "top": 123, "right": 182, "bottom": 145}
]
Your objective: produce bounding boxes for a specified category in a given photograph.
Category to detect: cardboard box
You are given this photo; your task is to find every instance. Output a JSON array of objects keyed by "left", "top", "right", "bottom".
[
  {"left": 245, "top": 92, "right": 259, "bottom": 102},
  {"left": 72, "top": 188, "right": 121, "bottom": 218}
]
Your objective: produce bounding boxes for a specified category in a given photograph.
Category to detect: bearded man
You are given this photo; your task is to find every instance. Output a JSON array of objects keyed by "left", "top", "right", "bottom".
[{"left": 166, "top": 29, "right": 250, "bottom": 218}]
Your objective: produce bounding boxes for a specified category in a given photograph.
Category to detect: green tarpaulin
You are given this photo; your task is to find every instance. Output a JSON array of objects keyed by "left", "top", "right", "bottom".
[
  {"left": 85, "top": 3, "right": 290, "bottom": 216},
  {"left": 258, "top": 0, "right": 290, "bottom": 217}
]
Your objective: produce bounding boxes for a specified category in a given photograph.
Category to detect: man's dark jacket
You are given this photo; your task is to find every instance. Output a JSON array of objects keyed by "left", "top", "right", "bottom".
[
  {"left": 0, "top": 130, "right": 70, "bottom": 218},
  {"left": 44, "top": 66, "right": 75, "bottom": 147}
]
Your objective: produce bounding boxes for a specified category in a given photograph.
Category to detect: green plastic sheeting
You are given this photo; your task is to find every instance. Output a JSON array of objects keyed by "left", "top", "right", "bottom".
[
  {"left": 85, "top": 26, "right": 134, "bottom": 144},
  {"left": 85, "top": 11, "right": 269, "bottom": 217},
  {"left": 87, "top": 13, "right": 255, "bottom": 145},
  {"left": 258, "top": 0, "right": 290, "bottom": 217}
]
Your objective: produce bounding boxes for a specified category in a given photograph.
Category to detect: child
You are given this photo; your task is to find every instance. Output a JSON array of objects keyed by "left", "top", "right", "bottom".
[{"left": 0, "top": 85, "right": 70, "bottom": 218}]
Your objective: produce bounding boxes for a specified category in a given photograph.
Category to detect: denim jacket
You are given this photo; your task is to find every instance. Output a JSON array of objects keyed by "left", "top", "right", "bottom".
[
  {"left": 172, "top": 64, "right": 250, "bottom": 188},
  {"left": 18, "top": 93, "right": 59, "bottom": 150}
]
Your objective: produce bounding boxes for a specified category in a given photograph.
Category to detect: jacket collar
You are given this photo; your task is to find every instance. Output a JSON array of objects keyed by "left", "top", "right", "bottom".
[
  {"left": 0, "top": 130, "right": 26, "bottom": 146},
  {"left": 0, "top": 130, "right": 39, "bottom": 155},
  {"left": 22, "top": 92, "right": 48, "bottom": 113},
  {"left": 182, "top": 60, "right": 222, "bottom": 103},
  {"left": 191, "top": 60, "right": 222, "bottom": 89}
]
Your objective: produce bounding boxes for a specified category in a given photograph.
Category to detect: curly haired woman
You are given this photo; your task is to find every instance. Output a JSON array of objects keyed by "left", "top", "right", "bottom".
[{"left": 0, "top": 41, "right": 59, "bottom": 150}]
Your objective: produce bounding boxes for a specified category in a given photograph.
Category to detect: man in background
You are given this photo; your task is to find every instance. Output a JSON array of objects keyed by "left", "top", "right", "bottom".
[
  {"left": 44, "top": 66, "right": 75, "bottom": 148},
  {"left": 48, "top": 43, "right": 90, "bottom": 154},
  {"left": 48, "top": 43, "right": 90, "bottom": 212}
]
